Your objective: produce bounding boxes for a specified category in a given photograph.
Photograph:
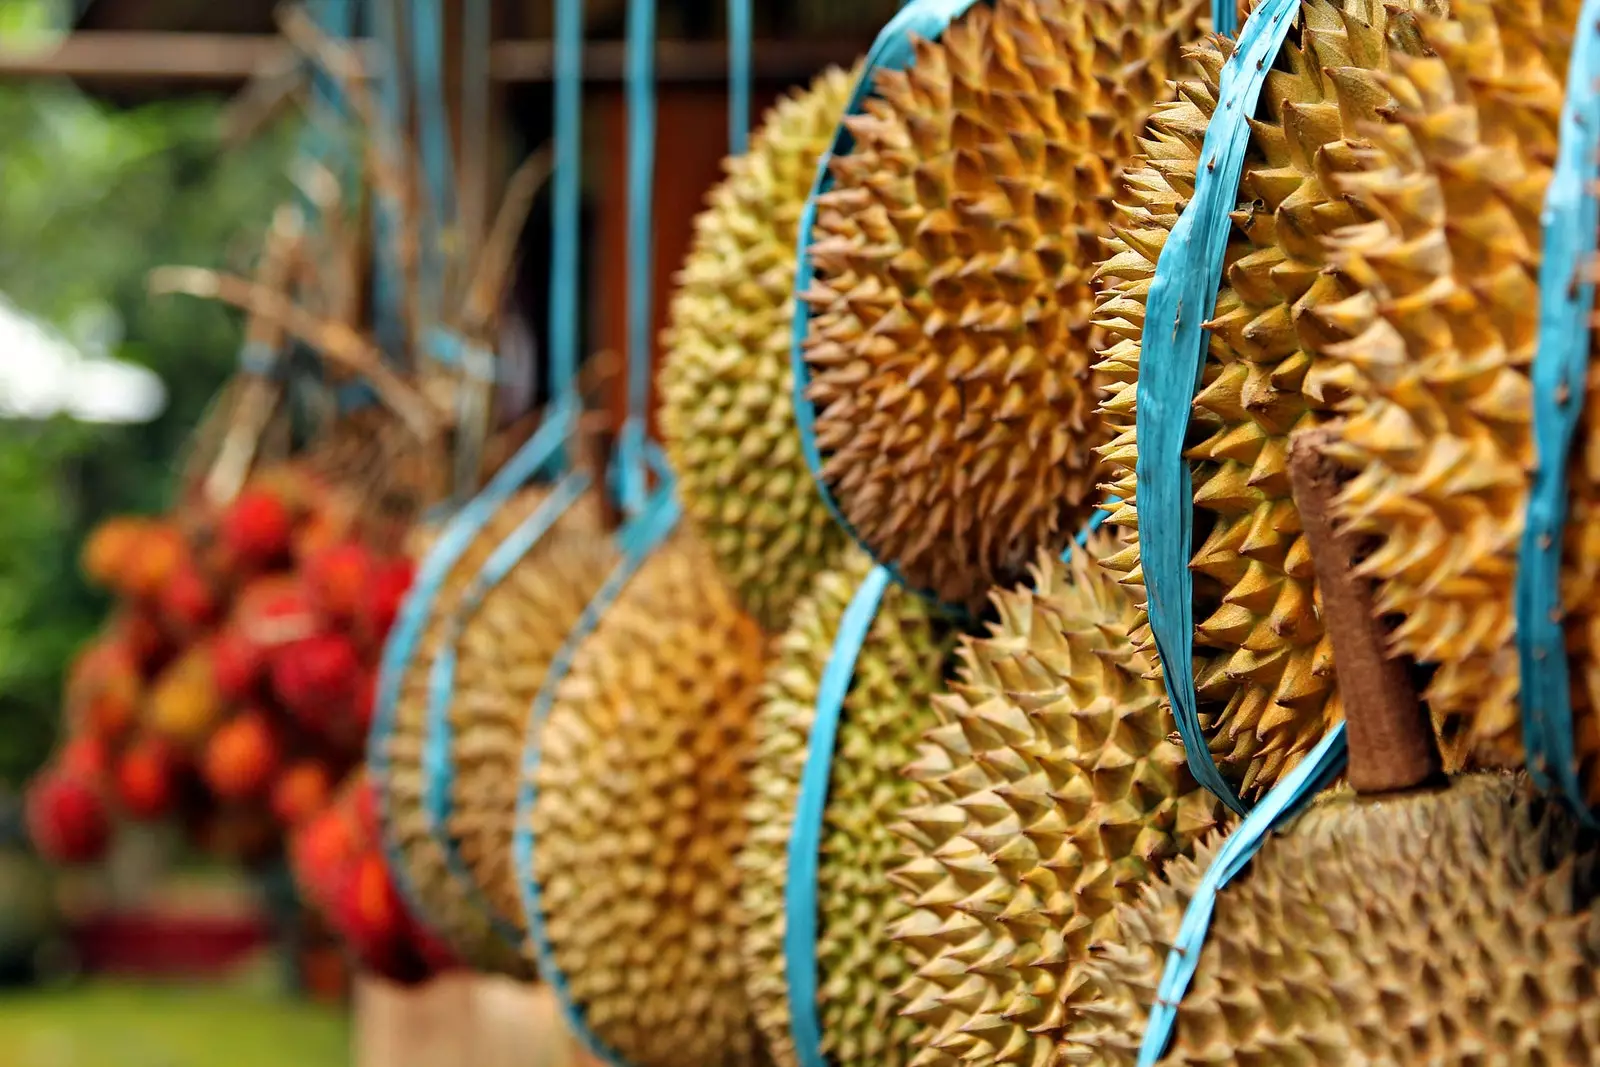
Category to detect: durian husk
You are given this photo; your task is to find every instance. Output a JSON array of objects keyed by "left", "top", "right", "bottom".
[
  {"left": 1300, "top": 0, "right": 1594, "bottom": 784},
  {"left": 660, "top": 67, "right": 857, "bottom": 630},
  {"left": 528, "top": 534, "right": 769, "bottom": 1067},
  {"left": 799, "top": 0, "right": 1208, "bottom": 610},
  {"left": 379, "top": 488, "right": 548, "bottom": 977},
  {"left": 1070, "top": 772, "right": 1600, "bottom": 1065},
  {"left": 890, "top": 534, "right": 1222, "bottom": 1067},
  {"left": 441, "top": 489, "right": 618, "bottom": 940},
  {"left": 1093, "top": 0, "right": 1445, "bottom": 797},
  {"left": 740, "top": 547, "right": 957, "bottom": 1067}
]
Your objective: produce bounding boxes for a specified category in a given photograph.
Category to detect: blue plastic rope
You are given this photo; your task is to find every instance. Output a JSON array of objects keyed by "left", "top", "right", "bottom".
[
  {"left": 1134, "top": 0, "right": 1297, "bottom": 818},
  {"left": 368, "top": 400, "right": 577, "bottom": 934},
  {"left": 727, "top": 0, "right": 752, "bottom": 155},
  {"left": 1517, "top": 0, "right": 1600, "bottom": 823},
  {"left": 513, "top": 479, "right": 682, "bottom": 1067},
  {"left": 1137, "top": 723, "right": 1348, "bottom": 1064},
  {"left": 412, "top": 0, "right": 456, "bottom": 321},
  {"left": 618, "top": 0, "right": 657, "bottom": 517},
  {"left": 420, "top": 468, "right": 593, "bottom": 943},
  {"left": 550, "top": 0, "right": 585, "bottom": 413}
]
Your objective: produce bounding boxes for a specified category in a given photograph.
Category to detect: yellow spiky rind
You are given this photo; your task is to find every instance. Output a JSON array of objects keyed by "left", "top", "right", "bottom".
[
  {"left": 800, "top": 0, "right": 1208, "bottom": 610},
  {"left": 660, "top": 67, "right": 857, "bottom": 630},
  {"left": 1093, "top": 0, "right": 1446, "bottom": 797},
  {"left": 381, "top": 489, "right": 548, "bottom": 977},
  {"left": 890, "top": 535, "right": 1222, "bottom": 1067},
  {"left": 529, "top": 535, "right": 768, "bottom": 1067},
  {"left": 740, "top": 547, "right": 956, "bottom": 1067},
  {"left": 1073, "top": 773, "right": 1600, "bottom": 1065},
  {"left": 442, "top": 490, "right": 617, "bottom": 939},
  {"left": 1303, "top": 0, "right": 1593, "bottom": 781}
]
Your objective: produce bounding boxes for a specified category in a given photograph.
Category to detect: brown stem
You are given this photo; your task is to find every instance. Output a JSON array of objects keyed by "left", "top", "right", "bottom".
[{"left": 1287, "top": 426, "right": 1444, "bottom": 795}]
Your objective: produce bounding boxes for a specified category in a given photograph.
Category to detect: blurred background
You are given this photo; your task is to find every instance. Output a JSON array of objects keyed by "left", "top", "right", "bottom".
[{"left": 0, "top": 0, "right": 897, "bottom": 1063}]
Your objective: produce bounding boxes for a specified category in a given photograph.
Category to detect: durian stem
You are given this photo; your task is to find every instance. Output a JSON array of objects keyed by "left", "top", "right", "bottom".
[{"left": 1287, "top": 427, "right": 1443, "bottom": 795}]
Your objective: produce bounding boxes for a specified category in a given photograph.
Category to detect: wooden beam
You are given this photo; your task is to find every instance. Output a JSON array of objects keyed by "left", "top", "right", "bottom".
[{"left": 0, "top": 31, "right": 864, "bottom": 85}]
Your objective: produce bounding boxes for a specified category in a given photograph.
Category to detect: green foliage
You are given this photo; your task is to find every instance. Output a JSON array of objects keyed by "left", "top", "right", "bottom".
[{"left": 0, "top": 78, "right": 295, "bottom": 787}]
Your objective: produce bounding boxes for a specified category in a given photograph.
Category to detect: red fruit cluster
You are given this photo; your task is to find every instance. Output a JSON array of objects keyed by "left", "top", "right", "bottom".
[
  {"left": 290, "top": 775, "right": 455, "bottom": 985},
  {"left": 30, "top": 464, "right": 417, "bottom": 871}
]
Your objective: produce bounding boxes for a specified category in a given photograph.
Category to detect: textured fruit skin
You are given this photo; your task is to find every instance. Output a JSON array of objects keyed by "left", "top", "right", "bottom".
[
  {"left": 1074, "top": 774, "right": 1600, "bottom": 1065},
  {"left": 530, "top": 536, "right": 768, "bottom": 1067},
  {"left": 1296, "top": 0, "right": 1581, "bottom": 781},
  {"left": 799, "top": 0, "right": 1206, "bottom": 610},
  {"left": 1093, "top": 0, "right": 1441, "bottom": 797},
  {"left": 219, "top": 488, "right": 293, "bottom": 572},
  {"left": 115, "top": 737, "right": 178, "bottom": 820},
  {"left": 890, "top": 538, "right": 1221, "bottom": 1067},
  {"left": 443, "top": 492, "right": 615, "bottom": 940},
  {"left": 740, "top": 548, "right": 955, "bottom": 1067},
  {"left": 26, "top": 769, "right": 110, "bottom": 864},
  {"left": 201, "top": 711, "right": 280, "bottom": 801},
  {"left": 660, "top": 67, "right": 855, "bottom": 629}
]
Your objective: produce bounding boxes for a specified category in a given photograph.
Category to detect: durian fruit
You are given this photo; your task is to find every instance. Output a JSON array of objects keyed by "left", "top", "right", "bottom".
[
  {"left": 528, "top": 534, "right": 769, "bottom": 1067},
  {"left": 1093, "top": 0, "right": 1445, "bottom": 796},
  {"left": 659, "top": 67, "right": 856, "bottom": 630},
  {"left": 1297, "top": 0, "right": 1586, "bottom": 778},
  {"left": 740, "top": 547, "right": 957, "bottom": 1067},
  {"left": 799, "top": 0, "right": 1208, "bottom": 609},
  {"left": 1069, "top": 773, "right": 1600, "bottom": 1065},
  {"left": 378, "top": 488, "right": 548, "bottom": 977},
  {"left": 890, "top": 534, "right": 1222, "bottom": 1067},
  {"left": 441, "top": 490, "right": 617, "bottom": 939}
]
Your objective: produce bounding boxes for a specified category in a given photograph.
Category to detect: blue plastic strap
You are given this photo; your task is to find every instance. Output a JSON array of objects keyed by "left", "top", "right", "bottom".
[
  {"left": 420, "top": 468, "right": 593, "bottom": 942},
  {"left": 513, "top": 482, "right": 682, "bottom": 1067},
  {"left": 412, "top": 0, "right": 456, "bottom": 320},
  {"left": 617, "top": 0, "right": 658, "bottom": 517},
  {"left": 369, "top": 0, "right": 409, "bottom": 359},
  {"left": 1516, "top": 0, "right": 1600, "bottom": 823},
  {"left": 549, "top": 0, "right": 585, "bottom": 414},
  {"left": 1137, "top": 723, "right": 1347, "bottom": 1064},
  {"left": 1134, "top": 0, "right": 1297, "bottom": 818},
  {"left": 788, "top": 0, "right": 984, "bottom": 610},
  {"left": 1213, "top": 0, "right": 1238, "bottom": 39},
  {"left": 727, "top": 0, "right": 752, "bottom": 155},
  {"left": 368, "top": 398, "right": 577, "bottom": 931}
]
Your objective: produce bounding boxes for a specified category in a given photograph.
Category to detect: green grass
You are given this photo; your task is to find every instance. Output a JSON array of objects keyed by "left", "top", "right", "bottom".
[{"left": 0, "top": 982, "right": 349, "bottom": 1067}]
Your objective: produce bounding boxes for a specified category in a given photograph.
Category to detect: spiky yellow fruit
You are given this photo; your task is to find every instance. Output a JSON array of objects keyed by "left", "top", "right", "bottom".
[
  {"left": 529, "top": 535, "right": 769, "bottom": 1067},
  {"left": 1302, "top": 0, "right": 1589, "bottom": 781},
  {"left": 740, "top": 548, "right": 956, "bottom": 1067},
  {"left": 1071, "top": 773, "right": 1600, "bottom": 1065},
  {"left": 378, "top": 489, "right": 547, "bottom": 977},
  {"left": 659, "top": 68, "right": 856, "bottom": 630},
  {"left": 799, "top": 0, "right": 1207, "bottom": 609},
  {"left": 1093, "top": 0, "right": 1443, "bottom": 796},
  {"left": 442, "top": 491, "right": 617, "bottom": 939},
  {"left": 890, "top": 536, "right": 1221, "bottom": 1067}
]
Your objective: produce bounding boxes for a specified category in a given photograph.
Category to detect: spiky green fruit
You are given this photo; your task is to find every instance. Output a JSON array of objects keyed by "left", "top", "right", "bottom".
[
  {"left": 443, "top": 491, "right": 616, "bottom": 939},
  {"left": 1072, "top": 774, "right": 1600, "bottom": 1065},
  {"left": 891, "top": 536, "right": 1221, "bottom": 1067},
  {"left": 529, "top": 535, "right": 769, "bottom": 1067},
  {"left": 799, "top": 0, "right": 1207, "bottom": 610},
  {"left": 660, "top": 68, "right": 856, "bottom": 630},
  {"left": 740, "top": 548, "right": 956, "bottom": 1067},
  {"left": 1093, "top": 0, "right": 1442, "bottom": 797}
]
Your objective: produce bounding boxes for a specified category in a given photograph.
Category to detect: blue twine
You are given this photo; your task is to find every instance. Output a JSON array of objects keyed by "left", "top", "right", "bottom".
[
  {"left": 513, "top": 477, "right": 682, "bottom": 1067},
  {"left": 412, "top": 0, "right": 456, "bottom": 323},
  {"left": 727, "top": 0, "right": 752, "bottom": 155},
  {"left": 549, "top": 0, "right": 585, "bottom": 411},
  {"left": 1137, "top": 724, "right": 1348, "bottom": 1064},
  {"left": 618, "top": 0, "right": 657, "bottom": 517},
  {"left": 1134, "top": 0, "right": 1298, "bottom": 818},
  {"left": 1517, "top": 0, "right": 1600, "bottom": 824}
]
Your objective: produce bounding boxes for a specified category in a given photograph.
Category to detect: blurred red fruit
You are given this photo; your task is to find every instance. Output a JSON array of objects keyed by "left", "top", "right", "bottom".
[
  {"left": 59, "top": 735, "right": 109, "bottom": 781},
  {"left": 271, "top": 632, "right": 361, "bottom": 724},
  {"left": 26, "top": 769, "right": 109, "bottom": 864},
  {"left": 272, "top": 761, "right": 332, "bottom": 827},
  {"left": 361, "top": 558, "right": 415, "bottom": 643},
  {"left": 81, "top": 517, "right": 149, "bottom": 592},
  {"left": 126, "top": 524, "right": 186, "bottom": 601},
  {"left": 351, "top": 778, "right": 382, "bottom": 846},
  {"left": 66, "top": 639, "right": 143, "bottom": 741},
  {"left": 219, "top": 489, "right": 292, "bottom": 572},
  {"left": 114, "top": 610, "right": 169, "bottom": 672},
  {"left": 351, "top": 672, "right": 377, "bottom": 734},
  {"left": 210, "top": 629, "right": 265, "bottom": 704},
  {"left": 304, "top": 542, "right": 374, "bottom": 624},
  {"left": 115, "top": 737, "right": 177, "bottom": 819},
  {"left": 159, "top": 562, "right": 219, "bottom": 633},
  {"left": 201, "top": 711, "right": 279, "bottom": 800}
]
